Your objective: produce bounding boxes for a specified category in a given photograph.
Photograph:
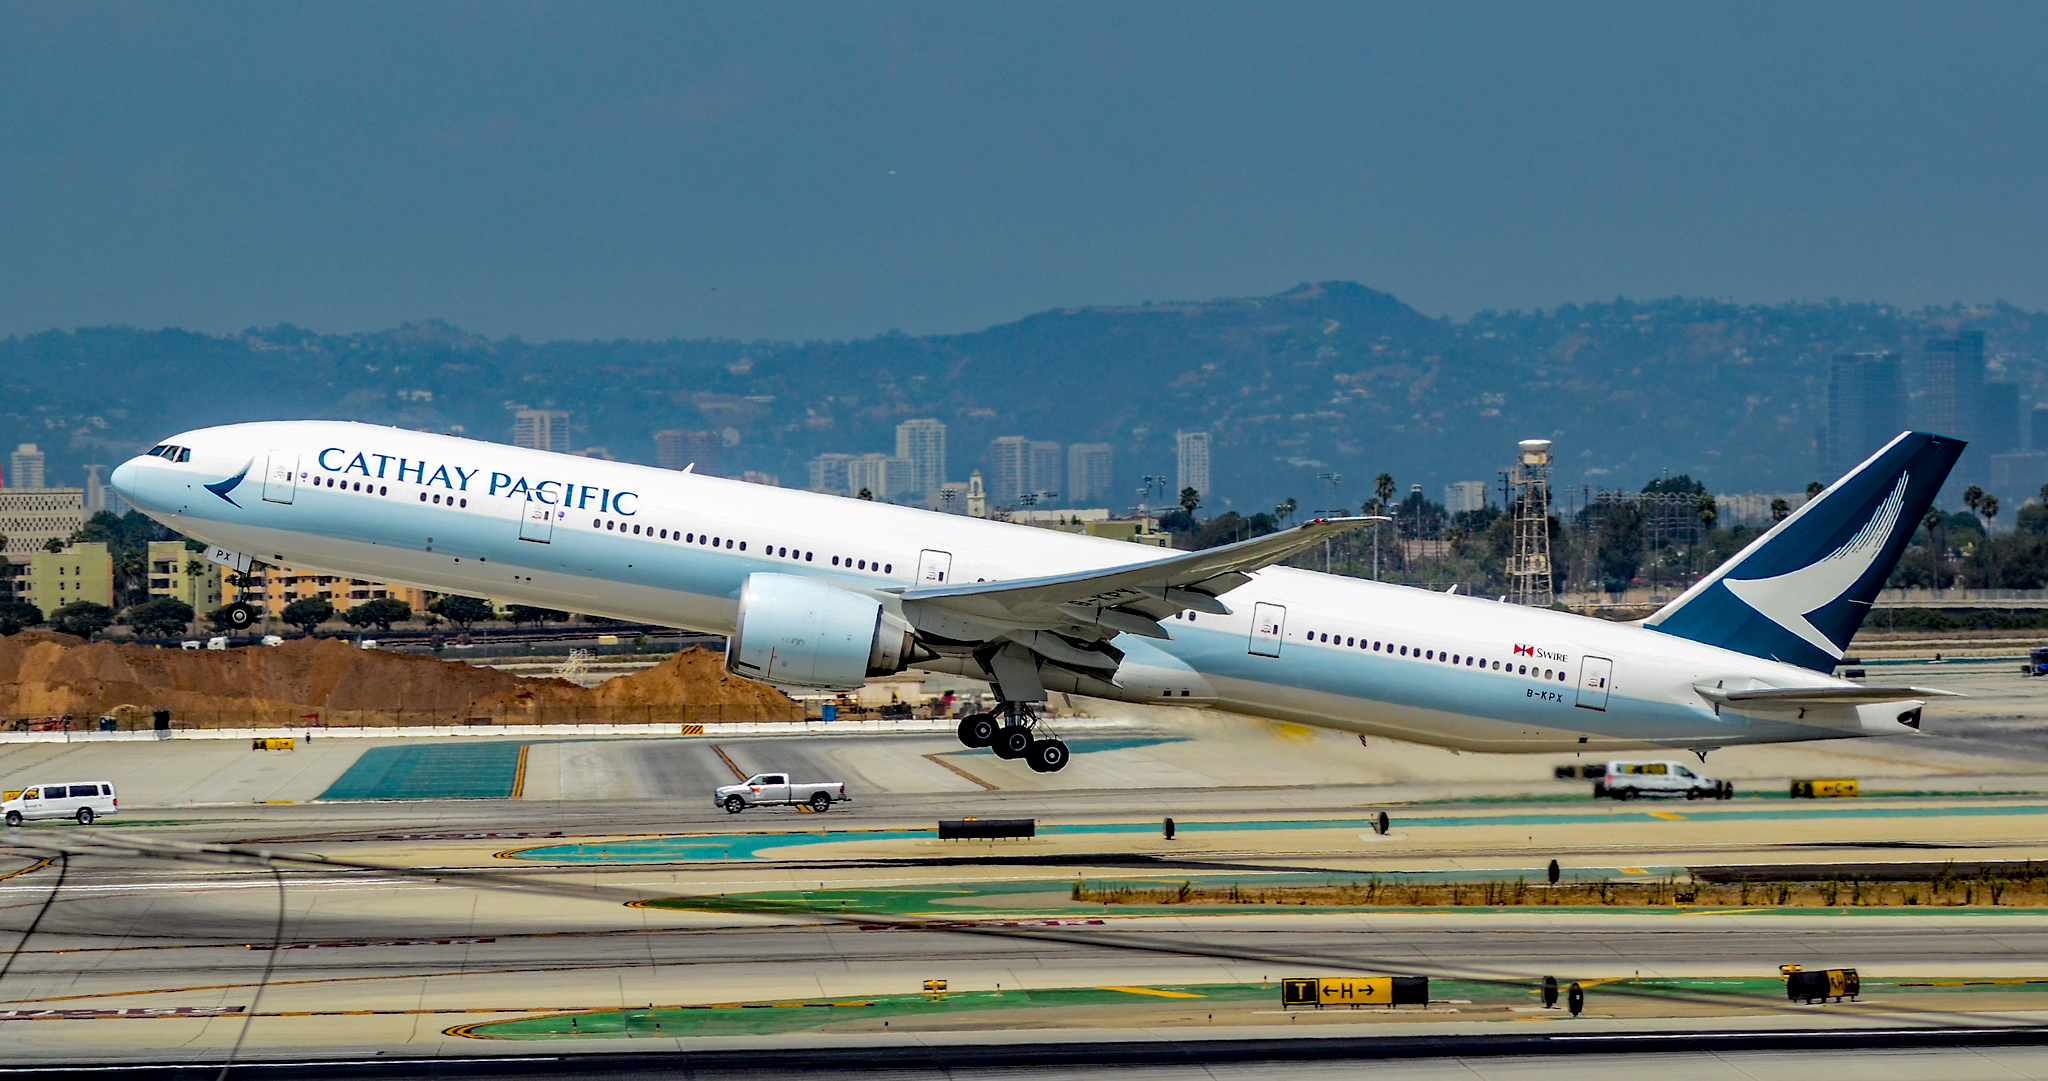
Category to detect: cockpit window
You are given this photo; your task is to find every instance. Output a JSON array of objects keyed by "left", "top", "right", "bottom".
[
  {"left": 175, "top": 447, "right": 191, "bottom": 462},
  {"left": 148, "top": 445, "right": 168, "bottom": 456}
]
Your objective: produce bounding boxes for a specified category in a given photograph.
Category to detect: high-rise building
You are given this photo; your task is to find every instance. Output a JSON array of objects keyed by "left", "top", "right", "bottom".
[
  {"left": 1067, "top": 443, "right": 1114, "bottom": 503},
  {"left": 1443, "top": 481, "right": 1489, "bottom": 516},
  {"left": 894, "top": 419, "right": 947, "bottom": 497},
  {"left": 808, "top": 453, "right": 855, "bottom": 494},
  {"left": 847, "top": 454, "right": 913, "bottom": 500},
  {"left": 511, "top": 410, "right": 571, "bottom": 453},
  {"left": 1980, "top": 382, "right": 2021, "bottom": 455},
  {"left": 987, "top": 436, "right": 1030, "bottom": 505},
  {"left": 1990, "top": 453, "right": 2048, "bottom": 507},
  {"left": 1823, "top": 353, "right": 1905, "bottom": 477},
  {"left": 1175, "top": 431, "right": 1211, "bottom": 499},
  {"left": 1027, "top": 441, "right": 1062, "bottom": 502},
  {"left": 0, "top": 488, "right": 84, "bottom": 558},
  {"left": 8, "top": 444, "right": 46, "bottom": 489},
  {"left": 1922, "top": 333, "right": 1984, "bottom": 441},
  {"left": 2033, "top": 405, "right": 2048, "bottom": 452},
  {"left": 653, "top": 430, "right": 724, "bottom": 476}
]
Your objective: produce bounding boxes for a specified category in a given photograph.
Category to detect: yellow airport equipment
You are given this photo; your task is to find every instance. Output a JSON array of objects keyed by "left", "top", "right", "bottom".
[
  {"left": 922, "top": 979, "right": 948, "bottom": 997},
  {"left": 251, "top": 737, "right": 295, "bottom": 751},
  {"left": 1783, "top": 964, "right": 1859, "bottom": 1002},
  {"left": 1790, "top": 778, "right": 1857, "bottom": 798},
  {"left": 678, "top": 724, "right": 705, "bottom": 735}
]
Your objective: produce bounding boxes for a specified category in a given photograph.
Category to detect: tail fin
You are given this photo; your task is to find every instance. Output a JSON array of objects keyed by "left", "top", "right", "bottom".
[{"left": 1644, "top": 431, "right": 1964, "bottom": 671}]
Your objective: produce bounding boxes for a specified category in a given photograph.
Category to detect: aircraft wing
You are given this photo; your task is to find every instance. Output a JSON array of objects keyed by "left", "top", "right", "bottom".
[{"left": 899, "top": 517, "right": 1386, "bottom": 648}]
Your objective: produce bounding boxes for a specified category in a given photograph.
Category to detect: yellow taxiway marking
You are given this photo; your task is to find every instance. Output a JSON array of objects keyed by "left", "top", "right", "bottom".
[
  {"left": 1647, "top": 813, "right": 1686, "bottom": 820},
  {"left": 1098, "top": 986, "right": 1205, "bottom": 998},
  {"left": 925, "top": 754, "right": 1000, "bottom": 791},
  {"left": 1619, "top": 867, "right": 1649, "bottom": 875}
]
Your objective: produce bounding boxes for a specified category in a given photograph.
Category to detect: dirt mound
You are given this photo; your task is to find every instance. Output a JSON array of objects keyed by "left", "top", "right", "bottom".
[{"left": 0, "top": 636, "right": 798, "bottom": 728}]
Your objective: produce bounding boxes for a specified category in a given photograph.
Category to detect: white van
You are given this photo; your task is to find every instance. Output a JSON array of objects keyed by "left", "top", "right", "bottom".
[
  {"left": 1595, "top": 760, "right": 1731, "bottom": 801},
  {"left": 3, "top": 782, "right": 119, "bottom": 825}
]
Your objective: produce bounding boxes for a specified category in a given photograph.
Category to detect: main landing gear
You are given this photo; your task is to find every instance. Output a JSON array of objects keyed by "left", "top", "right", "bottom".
[{"left": 956, "top": 705, "right": 1068, "bottom": 772}]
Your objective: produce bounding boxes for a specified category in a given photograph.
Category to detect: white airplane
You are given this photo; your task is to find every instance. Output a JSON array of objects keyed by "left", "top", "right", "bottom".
[{"left": 112, "top": 424, "right": 1961, "bottom": 773}]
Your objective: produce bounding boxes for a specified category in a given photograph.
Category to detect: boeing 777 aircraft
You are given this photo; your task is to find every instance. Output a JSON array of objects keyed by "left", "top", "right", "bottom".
[{"left": 111, "top": 424, "right": 1962, "bottom": 773}]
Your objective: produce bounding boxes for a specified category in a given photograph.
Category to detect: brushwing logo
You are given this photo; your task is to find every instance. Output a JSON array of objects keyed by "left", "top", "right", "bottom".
[
  {"left": 203, "top": 460, "right": 253, "bottom": 507},
  {"left": 1722, "top": 472, "right": 1909, "bottom": 658},
  {"left": 1513, "top": 644, "right": 1535, "bottom": 656}
]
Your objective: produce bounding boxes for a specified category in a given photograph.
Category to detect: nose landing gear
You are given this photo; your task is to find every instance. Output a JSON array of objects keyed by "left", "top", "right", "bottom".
[{"left": 953, "top": 704, "right": 1068, "bottom": 772}]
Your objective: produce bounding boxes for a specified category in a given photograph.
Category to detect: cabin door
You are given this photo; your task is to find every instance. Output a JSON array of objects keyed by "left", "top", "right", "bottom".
[
  {"left": 916, "top": 549, "right": 952, "bottom": 586},
  {"left": 519, "top": 495, "right": 555, "bottom": 543},
  {"left": 1248, "top": 602, "right": 1286, "bottom": 657},
  {"left": 1576, "top": 655, "right": 1613, "bottom": 711},
  {"left": 261, "top": 452, "right": 297, "bottom": 504}
]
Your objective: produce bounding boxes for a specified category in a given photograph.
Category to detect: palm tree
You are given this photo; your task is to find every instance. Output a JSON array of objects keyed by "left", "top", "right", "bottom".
[
  {"left": 1923, "top": 507, "right": 1944, "bottom": 593},
  {"left": 1371, "top": 474, "right": 1395, "bottom": 581},
  {"left": 1276, "top": 497, "right": 1298, "bottom": 525}
]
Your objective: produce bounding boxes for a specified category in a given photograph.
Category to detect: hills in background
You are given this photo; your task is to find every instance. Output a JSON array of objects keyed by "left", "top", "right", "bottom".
[{"left": 6, "top": 282, "right": 2047, "bottom": 514}]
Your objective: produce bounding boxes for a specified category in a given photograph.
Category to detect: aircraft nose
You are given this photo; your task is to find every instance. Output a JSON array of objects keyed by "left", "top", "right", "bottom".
[{"left": 110, "top": 457, "right": 147, "bottom": 507}]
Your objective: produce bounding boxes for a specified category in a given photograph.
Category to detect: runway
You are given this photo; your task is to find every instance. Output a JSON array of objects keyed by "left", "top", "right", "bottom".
[{"left": 0, "top": 657, "right": 2038, "bottom": 1071}]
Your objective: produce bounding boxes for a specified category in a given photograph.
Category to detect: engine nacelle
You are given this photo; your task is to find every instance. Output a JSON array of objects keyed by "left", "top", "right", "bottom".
[{"left": 725, "top": 573, "right": 916, "bottom": 691}]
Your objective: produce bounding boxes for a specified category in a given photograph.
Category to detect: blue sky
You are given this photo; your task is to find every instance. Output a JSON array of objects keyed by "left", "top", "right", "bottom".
[{"left": 4, "top": 2, "right": 2045, "bottom": 341}]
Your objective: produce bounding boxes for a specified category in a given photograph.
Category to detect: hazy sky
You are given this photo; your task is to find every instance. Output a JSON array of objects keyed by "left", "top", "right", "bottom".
[{"left": 5, "top": 2, "right": 2046, "bottom": 341}]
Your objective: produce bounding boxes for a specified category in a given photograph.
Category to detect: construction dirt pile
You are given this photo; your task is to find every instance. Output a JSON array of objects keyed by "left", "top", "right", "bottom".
[{"left": 0, "top": 633, "right": 800, "bottom": 728}]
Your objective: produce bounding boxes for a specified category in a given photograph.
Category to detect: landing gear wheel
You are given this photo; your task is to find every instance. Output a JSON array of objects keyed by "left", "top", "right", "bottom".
[
  {"left": 993, "top": 727, "right": 1032, "bottom": 760},
  {"left": 808, "top": 792, "right": 831, "bottom": 813},
  {"left": 723, "top": 795, "right": 746, "bottom": 814},
  {"left": 1618, "top": 787, "right": 1639, "bottom": 802},
  {"left": 224, "top": 603, "right": 257, "bottom": 632},
  {"left": 957, "top": 714, "right": 997, "bottom": 748},
  {"left": 75, "top": 807, "right": 93, "bottom": 825},
  {"left": 1026, "top": 739, "right": 1069, "bottom": 773}
]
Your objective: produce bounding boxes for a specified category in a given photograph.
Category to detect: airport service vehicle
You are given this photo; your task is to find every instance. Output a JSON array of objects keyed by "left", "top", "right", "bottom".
[
  {"left": 111, "top": 424, "right": 1965, "bottom": 771},
  {"left": 2, "top": 781, "right": 118, "bottom": 825},
  {"left": 2028, "top": 646, "right": 2048, "bottom": 677},
  {"left": 715, "top": 774, "right": 848, "bottom": 813},
  {"left": 1594, "top": 760, "right": 1731, "bottom": 801}
]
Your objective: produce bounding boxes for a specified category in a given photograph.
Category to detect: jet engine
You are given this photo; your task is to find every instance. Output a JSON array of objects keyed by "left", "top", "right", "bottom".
[{"left": 725, "top": 573, "right": 919, "bottom": 690}]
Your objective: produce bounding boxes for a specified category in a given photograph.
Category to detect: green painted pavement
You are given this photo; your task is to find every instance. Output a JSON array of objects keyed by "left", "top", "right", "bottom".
[
  {"left": 459, "top": 975, "right": 2044, "bottom": 1041},
  {"left": 510, "top": 796, "right": 2048, "bottom": 863},
  {"left": 319, "top": 741, "right": 524, "bottom": 800}
]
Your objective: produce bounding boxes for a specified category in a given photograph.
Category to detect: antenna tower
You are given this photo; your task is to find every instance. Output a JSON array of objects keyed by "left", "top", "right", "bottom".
[{"left": 1509, "top": 438, "right": 1554, "bottom": 606}]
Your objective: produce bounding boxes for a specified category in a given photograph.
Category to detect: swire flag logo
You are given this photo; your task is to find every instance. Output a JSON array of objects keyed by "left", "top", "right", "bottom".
[{"left": 1513, "top": 644, "right": 1535, "bottom": 656}]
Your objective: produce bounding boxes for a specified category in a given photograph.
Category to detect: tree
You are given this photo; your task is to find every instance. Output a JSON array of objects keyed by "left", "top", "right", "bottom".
[
  {"left": 0, "top": 599, "right": 42, "bottom": 636},
  {"left": 1983, "top": 495, "right": 2000, "bottom": 527},
  {"left": 43, "top": 537, "right": 64, "bottom": 553},
  {"left": 281, "top": 597, "right": 335, "bottom": 635},
  {"left": 50, "top": 601, "right": 115, "bottom": 639},
  {"left": 856, "top": 487, "right": 874, "bottom": 501},
  {"left": 1178, "top": 487, "right": 1201, "bottom": 515},
  {"left": 1596, "top": 502, "right": 1645, "bottom": 593},
  {"left": 1964, "top": 485, "right": 1985, "bottom": 519},
  {"left": 125, "top": 597, "right": 194, "bottom": 638},
  {"left": 343, "top": 597, "right": 412, "bottom": 631},
  {"left": 506, "top": 604, "right": 569, "bottom": 628},
  {"left": 1770, "top": 497, "right": 1792, "bottom": 523},
  {"left": 1696, "top": 494, "right": 1719, "bottom": 532},
  {"left": 430, "top": 594, "right": 497, "bottom": 631},
  {"left": 1641, "top": 474, "right": 1706, "bottom": 497},
  {"left": 1276, "top": 497, "right": 1298, "bottom": 524}
]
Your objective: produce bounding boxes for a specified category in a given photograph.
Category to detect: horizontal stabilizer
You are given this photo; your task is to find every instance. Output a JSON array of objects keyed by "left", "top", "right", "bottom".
[{"left": 1694, "top": 684, "right": 1962, "bottom": 711}]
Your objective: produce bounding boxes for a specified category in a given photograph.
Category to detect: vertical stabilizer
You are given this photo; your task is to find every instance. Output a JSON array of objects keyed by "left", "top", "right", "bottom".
[{"left": 1644, "top": 431, "right": 1964, "bottom": 671}]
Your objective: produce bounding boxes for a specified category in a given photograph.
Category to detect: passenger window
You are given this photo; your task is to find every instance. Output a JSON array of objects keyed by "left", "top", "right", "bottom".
[
  {"left": 763, "top": 775, "right": 785, "bottom": 785},
  {"left": 69, "top": 785, "right": 95, "bottom": 798},
  {"left": 744, "top": 775, "right": 763, "bottom": 785},
  {"left": 1676, "top": 767, "right": 1694, "bottom": 778},
  {"left": 739, "top": 542, "right": 746, "bottom": 551},
  {"left": 1648, "top": 764, "right": 1667, "bottom": 775}
]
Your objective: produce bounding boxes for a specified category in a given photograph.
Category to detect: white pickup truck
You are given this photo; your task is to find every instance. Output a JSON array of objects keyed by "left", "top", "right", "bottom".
[{"left": 715, "top": 773, "right": 849, "bottom": 814}]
